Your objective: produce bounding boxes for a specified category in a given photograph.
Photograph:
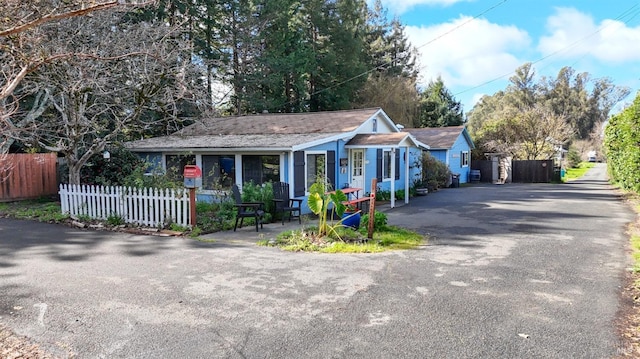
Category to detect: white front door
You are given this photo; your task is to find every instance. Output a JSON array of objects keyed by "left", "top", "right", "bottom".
[{"left": 350, "top": 149, "right": 365, "bottom": 197}]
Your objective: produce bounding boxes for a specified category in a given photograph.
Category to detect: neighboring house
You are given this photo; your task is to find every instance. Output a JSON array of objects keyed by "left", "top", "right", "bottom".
[
  {"left": 125, "top": 108, "right": 428, "bottom": 212},
  {"left": 405, "top": 126, "right": 475, "bottom": 183}
]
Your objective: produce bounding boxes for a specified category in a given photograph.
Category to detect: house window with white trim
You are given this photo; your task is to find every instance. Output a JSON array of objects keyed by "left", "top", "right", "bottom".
[
  {"left": 165, "top": 154, "right": 195, "bottom": 181},
  {"left": 461, "top": 151, "right": 469, "bottom": 167},
  {"left": 383, "top": 149, "right": 392, "bottom": 180},
  {"left": 306, "top": 152, "right": 326, "bottom": 191},
  {"left": 242, "top": 155, "right": 279, "bottom": 185},
  {"left": 202, "top": 155, "right": 235, "bottom": 190}
]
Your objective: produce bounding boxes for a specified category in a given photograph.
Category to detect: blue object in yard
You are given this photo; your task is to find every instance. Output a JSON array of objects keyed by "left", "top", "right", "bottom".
[
  {"left": 470, "top": 169, "right": 481, "bottom": 182},
  {"left": 341, "top": 211, "right": 361, "bottom": 229},
  {"left": 561, "top": 168, "right": 566, "bottom": 178}
]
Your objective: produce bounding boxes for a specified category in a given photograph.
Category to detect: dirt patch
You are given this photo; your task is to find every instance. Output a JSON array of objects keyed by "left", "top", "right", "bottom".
[
  {"left": 615, "top": 194, "right": 640, "bottom": 358},
  {"left": 0, "top": 324, "right": 62, "bottom": 359},
  {"left": 616, "top": 270, "right": 640, "bottom": 357}
]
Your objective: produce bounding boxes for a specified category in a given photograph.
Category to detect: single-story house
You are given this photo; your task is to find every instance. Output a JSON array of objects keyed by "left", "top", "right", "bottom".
[
  {"left": 125, "top": 108, "right": 428, "bottom": 212},
  {"left": 405, "top": 126, "right": 475, "bottom": 184}
]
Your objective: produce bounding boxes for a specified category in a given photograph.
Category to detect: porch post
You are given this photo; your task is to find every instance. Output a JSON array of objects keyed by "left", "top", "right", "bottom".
[
  {"left": 288, "top": 151, "right": 294, "bottom": 198},
  {"left": 390, "top": 147, "right": 396, "bottom": 208},
  {"left": 405, "top": 147, "right": 410, "bottom": 204}
]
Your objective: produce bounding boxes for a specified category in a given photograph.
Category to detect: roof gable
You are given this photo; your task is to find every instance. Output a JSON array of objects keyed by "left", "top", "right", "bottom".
[
  {"left": 345, "top": 133, "right": 428, "bottom": 149},
  {"left": 405, "top": 126, "right": 474, "bottom": 149}
]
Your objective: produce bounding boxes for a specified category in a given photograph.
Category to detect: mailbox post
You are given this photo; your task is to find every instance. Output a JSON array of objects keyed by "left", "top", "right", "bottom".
[
  {"left": 183, "top": 165, "right": 202, "bottom": 227},
  {"left": 367, "top": 178, "right": 377, "bottom": 239}
]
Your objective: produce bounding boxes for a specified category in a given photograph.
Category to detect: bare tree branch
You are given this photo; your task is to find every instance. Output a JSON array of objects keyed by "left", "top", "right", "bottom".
[{"left": 0, "top": 1, "right": 156, "bottom": 37}]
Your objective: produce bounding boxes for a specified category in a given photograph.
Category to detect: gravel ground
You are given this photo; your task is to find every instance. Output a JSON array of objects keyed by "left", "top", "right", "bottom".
[{"left": 0, "top": 324, "right": 59, "bottom": 359}]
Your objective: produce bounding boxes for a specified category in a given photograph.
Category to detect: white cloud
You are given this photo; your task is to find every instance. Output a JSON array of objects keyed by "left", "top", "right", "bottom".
[
  {"left": 538, "top": 7, "right": 640, "bottom": 64},
  {"left": 380, "top": 0, "right": 473, "bottom": 15},
  {"left": 405, "top": 16, "right": 530, "bottom": 89}
]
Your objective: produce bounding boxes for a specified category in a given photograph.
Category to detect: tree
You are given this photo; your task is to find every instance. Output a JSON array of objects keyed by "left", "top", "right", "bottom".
[
  {"left": 468, "top": 63, "right": 628, "bottom": 160},
  {"left": 0, "top": 0, "right": 153, "bottom": 128},
  {"left": 6, "top": 6, "right": 207, "bottom": 184},
  {"left": 355, "top": 75, "right": 420, "bottom": 127},
  {"left": 418, "top": 77, "right": 464, "bottom": 127},
  {"left": 356, "top": 1, "right": 419, "bottom": 124},
  {"left": 363, "top": 1, "right": 417, "bottom": 79}
]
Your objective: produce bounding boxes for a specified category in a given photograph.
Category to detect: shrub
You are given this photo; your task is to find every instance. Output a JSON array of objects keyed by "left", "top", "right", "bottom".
[
  {"left": 195, "top": 199, "right": 237, "bottom": 232},
  {"left": 565, "top": 147, "right": 582, "bottom": 168},
  {"left": 240, "top": 181, "right": 275, "bottom": 220},
  {"left": 75, "top": 147, "right": 144, "bottom": 186},
  {"left": 376, "top": 189, "right": 391, "bottom": 201},
  {"left": 421, "top": 152, "right": 451, "bottom": 189},
  {"left": 361, "top": 211, "right": 388, "bottom": 231}
]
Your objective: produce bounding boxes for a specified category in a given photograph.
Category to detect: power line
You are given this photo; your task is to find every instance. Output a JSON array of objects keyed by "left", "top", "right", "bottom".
[
  {"left": 300, "top": 0, "right": 510, "bottom": 106},
  {"left": 453, "top": 3, "right": 640, "bottom": 97}
]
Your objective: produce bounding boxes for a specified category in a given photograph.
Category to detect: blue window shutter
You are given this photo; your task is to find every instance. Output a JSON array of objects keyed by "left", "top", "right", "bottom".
[
  {"left": 327, "top": 151, "right": 336, "bottom": 189},
  {"left": 395, "top": 149, "right": 400, "bottom": 180},
  {"left": 294, "top": 151, "right": 305, "bottom": 196}
]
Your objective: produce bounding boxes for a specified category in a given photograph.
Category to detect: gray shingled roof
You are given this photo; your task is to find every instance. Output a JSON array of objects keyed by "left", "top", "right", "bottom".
[
  {"left": 175, "top": 108, "right": 381, "bottom": 136},
  {"left": 405, "top": 126, "right": 467, "bottom": 149},
  {"left": 125, "top": 133, "right": 341, "bottom": 151},
  {"left": 126, "top": 108, "right": 383, "bottom": 151}
]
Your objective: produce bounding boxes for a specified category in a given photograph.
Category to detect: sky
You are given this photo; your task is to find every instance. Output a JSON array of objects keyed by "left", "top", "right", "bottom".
[{"left": 381, "top": 0, "right": 640, "bottom": 114}]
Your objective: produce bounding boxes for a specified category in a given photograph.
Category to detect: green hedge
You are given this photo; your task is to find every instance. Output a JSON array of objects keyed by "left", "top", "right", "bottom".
[{"left": 604, "top": 91, "right": 640, "bottom": 193}]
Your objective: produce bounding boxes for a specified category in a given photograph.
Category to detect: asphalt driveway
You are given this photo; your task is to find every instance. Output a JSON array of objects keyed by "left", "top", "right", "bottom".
[{"left": 0, "top": 163, "right": 635, "bottom": 358}]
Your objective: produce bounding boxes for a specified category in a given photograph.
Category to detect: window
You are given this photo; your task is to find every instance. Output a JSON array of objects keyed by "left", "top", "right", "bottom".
[
  {"left": 202, "top": 155, "right": 235, "bottom": 189},
  {"left": 306, "top": 152, "right": 326, "bottom": 191},
  {"left": 242, "top": 155, "right": 279, "bottom": 185},
  {"left": 383, "top": 150, "right": 392, "bottom": 180},
  {"left": 372, "top": 118, "right": 377, "bottom": 132},
  {"left": 352, "top": 150, "right": 363, "bottom": 177},
  {"left": 461, "top": 151, "right": 469, "bottom": 167},
  {"left": 165, "top": 154, "right": 195, "bottom": 181}
]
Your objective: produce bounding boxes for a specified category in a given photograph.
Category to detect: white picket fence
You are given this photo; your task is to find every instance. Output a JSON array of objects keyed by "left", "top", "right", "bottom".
[{"left": 59, "top": 184, "right": 190, "bottom": 227}]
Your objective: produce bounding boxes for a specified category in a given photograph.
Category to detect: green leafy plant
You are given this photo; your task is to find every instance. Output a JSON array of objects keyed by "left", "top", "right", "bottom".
[
  {"left": 241, "top": 181, "right": 275, "bottom": 218},
  {"left": 195, "top": 199, "right": 237, "bottom": 232},
  {"left": 77, "top": 214, "right": 92, "bottom": 222},
  {"left": 361, "top": 211, "right": 388, "bottom": 231},
  {"left": 307, "top": 177, "right": 348, "bottom": 237},
  {"left": 169, "top": 223, "right": 189, "bottom": 232},
  {"left": 421, "top": 152, "right": 451, "bottom": 189},
  {"left": 106, "top": 213, "right": 125, "bottom": 226},
  {"left": 375, "top": 189, "right": 391, "bottom": 201}
]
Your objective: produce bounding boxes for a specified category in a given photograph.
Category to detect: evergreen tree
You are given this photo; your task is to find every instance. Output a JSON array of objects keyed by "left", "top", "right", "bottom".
[{"left": 418, "top": 77, "right": 464, "bottom": 127}]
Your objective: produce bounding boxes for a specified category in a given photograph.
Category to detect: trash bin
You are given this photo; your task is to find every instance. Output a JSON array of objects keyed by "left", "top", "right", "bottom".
[{"left": 450, "top": 174, "right": 460, "bottom": 188}]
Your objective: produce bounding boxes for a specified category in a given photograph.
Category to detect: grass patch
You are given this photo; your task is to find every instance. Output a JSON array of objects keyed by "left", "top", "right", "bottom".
[
  {"left": 0, "top": 198, "right": 68, "bottom": 223},
  {"left": 632, "top": 233, "right": 640, "bottom": 273},
  {"left": 563, "top": 162, "right": 595, "bottom": 181},
  {"left": 259, "top": 224, "right": 425, "bottom": 253}
]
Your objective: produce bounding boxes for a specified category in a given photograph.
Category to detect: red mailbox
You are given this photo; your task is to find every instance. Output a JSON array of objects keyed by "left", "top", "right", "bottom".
[
  {"left": 183, "top": 165, "right": 202, "bottom": 189},
  {"left": 183, "top": 165, "right": 202, "bottom": 178}
]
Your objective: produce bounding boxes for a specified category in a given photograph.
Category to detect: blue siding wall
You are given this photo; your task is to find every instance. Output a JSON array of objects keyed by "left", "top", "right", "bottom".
[
  {"left": 428, "top": 150, "right": 447, "bottom": 164},
  {"left": 450, "top": 134, "right": 471, "bottom": 183}
]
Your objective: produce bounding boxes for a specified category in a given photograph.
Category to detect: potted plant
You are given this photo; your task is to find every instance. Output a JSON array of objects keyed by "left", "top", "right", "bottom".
[
  {"left": 341, "top": 204, "right": 361, "bottom": 229},
  {"left": 414, "top": 180, "right": 428, "bottom": 196}
]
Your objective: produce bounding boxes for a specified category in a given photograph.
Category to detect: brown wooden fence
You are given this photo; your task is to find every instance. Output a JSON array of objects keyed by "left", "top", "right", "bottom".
[
  {"left": 512, "top": 160, "right": 554, "bottom": 183},
  {"left": 0, "top": 153, "right": 58, "bottom": 201},
  {"left": 472, "top": 159, "right": 555, "bottom": 183}
]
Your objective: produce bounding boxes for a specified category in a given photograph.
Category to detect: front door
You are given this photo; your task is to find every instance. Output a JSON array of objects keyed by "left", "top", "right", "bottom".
[{"left": 350, "top": 149, "right": 365, "bottom": 197}]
